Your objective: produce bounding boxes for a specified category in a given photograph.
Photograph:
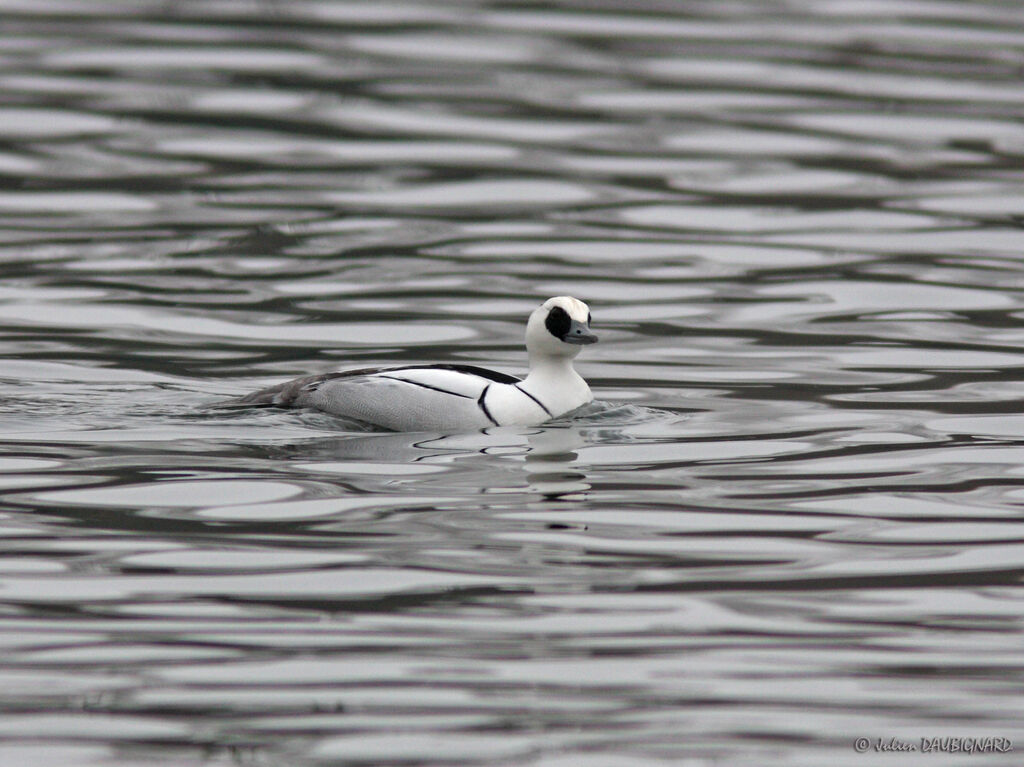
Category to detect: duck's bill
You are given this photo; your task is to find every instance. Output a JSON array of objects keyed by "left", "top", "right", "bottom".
[{"left": 563, "top": 321, "right": 598, "bottom": 345}]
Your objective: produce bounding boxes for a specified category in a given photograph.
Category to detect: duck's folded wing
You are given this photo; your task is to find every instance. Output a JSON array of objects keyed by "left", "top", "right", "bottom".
[
  {"left": 298, "top": 370, "right": 495, "bottom": 431},
  {"left": 230, "top": 365, "right": 518, "bottom": 430}
]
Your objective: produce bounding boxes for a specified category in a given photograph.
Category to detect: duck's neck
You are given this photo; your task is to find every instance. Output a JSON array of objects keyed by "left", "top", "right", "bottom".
[{"left": 521, "top": 354, "right": 591, "bottom": 416}]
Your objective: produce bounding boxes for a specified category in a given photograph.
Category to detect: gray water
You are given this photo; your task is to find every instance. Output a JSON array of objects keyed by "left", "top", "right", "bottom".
[{"left": 2, "top": 1, "right": 1024, "bottom": 765}]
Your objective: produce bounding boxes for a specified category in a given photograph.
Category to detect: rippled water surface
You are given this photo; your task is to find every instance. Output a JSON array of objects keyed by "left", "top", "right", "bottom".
[{"left": 2, "top": 1, "right": 1024, "bottom": 765}]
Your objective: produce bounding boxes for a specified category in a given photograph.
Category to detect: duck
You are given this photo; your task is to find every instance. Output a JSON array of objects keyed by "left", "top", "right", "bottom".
[{"left": 235, "top": 296, "right": 597, "bottom": 431}]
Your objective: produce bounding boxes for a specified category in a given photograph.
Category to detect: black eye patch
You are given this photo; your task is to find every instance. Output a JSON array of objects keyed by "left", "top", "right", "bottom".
[{"left": 545, "top": 305, "right": 571, "bottom": 338}]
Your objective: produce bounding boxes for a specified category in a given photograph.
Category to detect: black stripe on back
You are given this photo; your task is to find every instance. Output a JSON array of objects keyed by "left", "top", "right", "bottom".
[
  {"left": 398, "top": 364, "right": 520, "bottom": 385},
  {"left": 300, "top": 364, "right": 519, "bottom": 391},
  {"left": 379, "top": 375, "right": 474, "bottom": 399}
]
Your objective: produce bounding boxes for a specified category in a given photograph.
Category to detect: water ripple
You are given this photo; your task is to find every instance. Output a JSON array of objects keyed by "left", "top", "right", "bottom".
[{"left": 1, "top": 1, "right": 1024, "bottom": 766}]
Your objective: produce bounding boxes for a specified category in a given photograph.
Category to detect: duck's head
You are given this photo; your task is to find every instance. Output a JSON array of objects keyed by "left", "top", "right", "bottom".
[{"left": 526, "top": 296, "right": 597, "bottom": 358}]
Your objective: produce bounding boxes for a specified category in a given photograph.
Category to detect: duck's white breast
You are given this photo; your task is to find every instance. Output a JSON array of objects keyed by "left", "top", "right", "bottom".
[{"left": 482, "top": 382, "right": 552, "bottom": 425}]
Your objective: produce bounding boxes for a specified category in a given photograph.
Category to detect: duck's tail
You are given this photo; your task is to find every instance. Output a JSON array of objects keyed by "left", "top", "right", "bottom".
[{"left": 214, "top": 369, "right": 376, "bottom": 409}]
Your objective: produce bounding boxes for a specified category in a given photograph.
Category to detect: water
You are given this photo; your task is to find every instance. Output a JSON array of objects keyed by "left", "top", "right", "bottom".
[{"left": 1, "top": 1, "right": 1024, "bottom": 765}]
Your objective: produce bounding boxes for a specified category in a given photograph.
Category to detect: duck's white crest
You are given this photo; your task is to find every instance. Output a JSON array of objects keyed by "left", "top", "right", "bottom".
[{"left": 235, "top": 296, "right": 597, "bottom": 432}]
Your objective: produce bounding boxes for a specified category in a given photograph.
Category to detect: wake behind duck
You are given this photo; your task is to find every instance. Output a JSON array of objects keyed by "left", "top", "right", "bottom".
[{"left": 234, "top": 296, "right": 597, "bottom": 432}]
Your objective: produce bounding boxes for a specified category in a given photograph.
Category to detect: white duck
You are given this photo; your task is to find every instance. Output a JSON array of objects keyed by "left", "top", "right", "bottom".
[{"left": 236, "top": 296, "right": 597, "bottom": 431}]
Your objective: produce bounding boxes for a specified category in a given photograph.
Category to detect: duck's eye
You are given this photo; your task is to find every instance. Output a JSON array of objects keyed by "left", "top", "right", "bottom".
[{"left": 545, "top": 305, "right": 571, "bottom": 339}]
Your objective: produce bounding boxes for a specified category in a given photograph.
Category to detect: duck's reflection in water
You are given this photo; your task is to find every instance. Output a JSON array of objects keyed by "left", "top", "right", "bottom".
[
  {"left": 523, "top": 426, "right": 589, "bottom": 500},
  {"left": 263, "top": 427, "right": 588, "bottom": 496}
]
